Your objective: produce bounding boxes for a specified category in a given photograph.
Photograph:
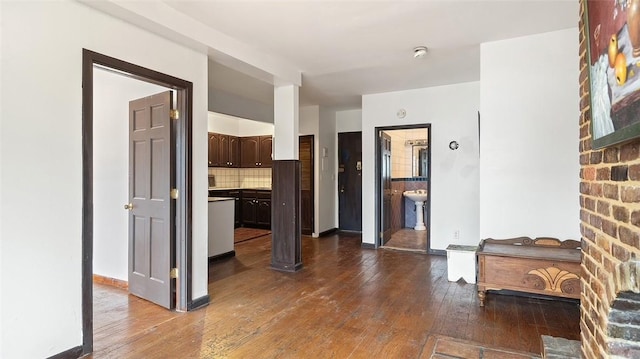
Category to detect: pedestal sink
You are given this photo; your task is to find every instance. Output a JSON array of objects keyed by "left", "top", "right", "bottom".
[{"left": 403, "top": 190, "right": 428, "bottom": 230}]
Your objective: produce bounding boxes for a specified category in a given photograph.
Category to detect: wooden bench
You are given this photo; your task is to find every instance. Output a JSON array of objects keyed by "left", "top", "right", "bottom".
[{"left": 476, "top": 237, "right": 581, "bottom": 307}]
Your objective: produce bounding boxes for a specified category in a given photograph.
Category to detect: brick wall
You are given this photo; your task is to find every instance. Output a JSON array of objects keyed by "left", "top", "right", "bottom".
[{"left": 579, "top": 1, "right": 640, "bottom": 358}]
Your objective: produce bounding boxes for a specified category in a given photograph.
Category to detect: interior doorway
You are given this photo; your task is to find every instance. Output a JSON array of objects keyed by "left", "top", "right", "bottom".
[
  {"left": 375, "top": 125, "right": 431, "bottom": 252},
  {"left": 338, "top": 132, "right": 362, "bottom": 232},
  {"left": 82, "top": 49, "right": 194, "bottom": 355},
  {"left": 93, "top": 67, "right": 176, "bottom": 306},
  {"left": 299, "top": 135, "right": 314, "bottom": 235}
]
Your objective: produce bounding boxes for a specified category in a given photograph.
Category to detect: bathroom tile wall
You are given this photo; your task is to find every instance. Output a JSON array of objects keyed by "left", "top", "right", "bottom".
[
  {"left": 208, "top": 167, "right": 272, "bottom": 189},
  {"left": 391, "top": 134, "right": 411, "bottom": 178},
  {"left": 389, "top": 128, "right": 428, "bottom": 179}
]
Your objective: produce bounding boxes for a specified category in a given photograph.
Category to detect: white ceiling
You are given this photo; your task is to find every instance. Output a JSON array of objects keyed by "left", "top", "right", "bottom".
[{"left": 147, "top": 1, "right": 579, "bottom": 109}]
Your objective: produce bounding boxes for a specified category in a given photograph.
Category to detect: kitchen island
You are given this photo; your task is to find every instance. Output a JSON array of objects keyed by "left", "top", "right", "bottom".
[
  {"left": 208, "top": 188, "right": 271, "bottom": 229},
  {"left": 207, "top": 197, "right": 235, "bottom": 259}
]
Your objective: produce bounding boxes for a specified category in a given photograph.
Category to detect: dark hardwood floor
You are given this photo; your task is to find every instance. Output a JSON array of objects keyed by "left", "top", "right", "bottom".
[
  {"left": 91, "top": 232, "right": 580, "bottom": 358},
  {"left": 384, "top": 228, "right": 427, "bottom": 251}
]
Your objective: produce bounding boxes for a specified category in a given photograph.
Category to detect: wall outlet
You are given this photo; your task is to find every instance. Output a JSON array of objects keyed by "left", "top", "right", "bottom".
[{"left": 454, "top": 230, "right": 460, "bottom": 240}]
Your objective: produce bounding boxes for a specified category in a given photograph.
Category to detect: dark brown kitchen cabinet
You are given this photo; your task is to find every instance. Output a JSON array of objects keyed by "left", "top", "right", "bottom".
[
  {"left": 241, "top": 196, "right": 257, "bottom": 226},
  {"left": 256, "top": 198, "right": 271, "bottom": 227},
  {"left": 259, "top": 136, "right": 273, "bottom": 167},
  {"left": 208, "top": 132, "right": 220, "bottom": 167},
  {"left": 209, "top": 132, "right": 239, "bottom": 167},
  {"left": 240, "top": 136, "right": 259, "bottom": 167},
  {"left": 241, "top": 190, "right": 271, "bottom": 229},
  {"left": 240, "top": 136, "right": 272, "bottom": 168}
]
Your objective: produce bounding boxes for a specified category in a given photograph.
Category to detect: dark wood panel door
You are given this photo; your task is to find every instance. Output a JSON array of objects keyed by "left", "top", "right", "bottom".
[
  {"left": 299, "top": 135, "right": 314, "bottom": 235},
  {"left": 229, "top": 136, "right": 240, "bottom": 168},
  {"left": 338, "top": 132, "right": 362, "bottom": 232},
  {"left": 208, "top": 132, "right": 220, "bottom": 167},
  {"left": 259, "top": 136, "right": 273, "bottom": 167},
  {"left": 240, "top": 136, "right": 259, "bottom": 167},
  {"left": 380, "top": 131, "right": 392, "bottom": 245},
  {"left": 128, "top": 90, "right": 175, "bottom": 309}
]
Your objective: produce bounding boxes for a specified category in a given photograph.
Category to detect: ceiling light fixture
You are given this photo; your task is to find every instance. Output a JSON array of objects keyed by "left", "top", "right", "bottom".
[{"left": 413, "top": 46, "right": 428, "bottom": 58}]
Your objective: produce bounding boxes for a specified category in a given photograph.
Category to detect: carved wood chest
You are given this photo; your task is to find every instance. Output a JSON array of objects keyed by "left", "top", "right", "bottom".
[{"left": 476, "top": 237, "right": 581, "bottom": 306}]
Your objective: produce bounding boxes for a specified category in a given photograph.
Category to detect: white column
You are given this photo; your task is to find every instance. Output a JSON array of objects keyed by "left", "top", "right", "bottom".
[{"left": 273, "top": 84, "right": 299, "bottom": 160}]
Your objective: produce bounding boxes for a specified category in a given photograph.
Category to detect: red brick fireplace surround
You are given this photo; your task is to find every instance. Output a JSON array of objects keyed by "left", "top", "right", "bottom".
[{"left": 579, "top": 1, "right": 640, "bottom": 357}]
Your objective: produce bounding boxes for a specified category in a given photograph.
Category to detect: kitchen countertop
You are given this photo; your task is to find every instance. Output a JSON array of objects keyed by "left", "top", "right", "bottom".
[{"left": 208, "top": 197, "right": 234, "bottom": 202}]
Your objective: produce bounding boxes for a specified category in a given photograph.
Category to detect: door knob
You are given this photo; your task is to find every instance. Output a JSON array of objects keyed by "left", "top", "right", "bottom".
[
  {"left": 340, "top": 186, "right": 345, "bottom": 193},
  {"left": 124, "top": 203, "right": 133, "bottom": 211}
]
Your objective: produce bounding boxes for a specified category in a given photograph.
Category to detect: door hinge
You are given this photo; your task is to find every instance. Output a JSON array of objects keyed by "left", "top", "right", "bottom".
[
  {"left": 170, "top": 268, "right": 179, "bottom": 279},
  {"left": 170, "top": 188, "right": 179, "bottom": 199},
  {"left": 380, "top": 232, "right": 383, "bottom": 239},
  {"left": 170, "top": 109, "right": 179, "bottom": 120}
]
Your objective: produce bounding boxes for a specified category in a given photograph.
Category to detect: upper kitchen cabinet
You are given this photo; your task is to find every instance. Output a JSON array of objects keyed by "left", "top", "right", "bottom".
[
  {"left": 209, "top": 132, "right": 239, "bottom": 168},
  {"left": 241, "top": 135, "right": 272, "bottom": 168},
  {"left": 220, "top": 134, "right": 240, "bottom": 168},
  {"left": 208, "top": 132, "right": 219, "bottom": 167},
  {"left": 259, "top": 136, "right": 273, "bottom": 168}
]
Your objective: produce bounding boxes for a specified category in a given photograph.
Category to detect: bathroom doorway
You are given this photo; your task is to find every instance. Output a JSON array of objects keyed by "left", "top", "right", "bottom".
[{"left": 375, "top": 125, "right": 431, "bottom": 252}]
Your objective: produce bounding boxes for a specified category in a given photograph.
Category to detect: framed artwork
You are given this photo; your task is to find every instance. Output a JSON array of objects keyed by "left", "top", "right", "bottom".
[{"left": 585, "top": 0, "right": 640, "bottom": 149}]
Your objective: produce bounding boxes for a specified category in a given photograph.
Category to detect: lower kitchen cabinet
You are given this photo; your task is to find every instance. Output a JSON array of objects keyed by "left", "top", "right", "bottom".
[
  {"left": 256, "top": 198, "right": 271, "bottom": 227},
  {"left": 209, "top": 189, "right": 270, "bottom": 229},
  {"left": 241, "top": 190, "right": 271, "bottom": 229}
]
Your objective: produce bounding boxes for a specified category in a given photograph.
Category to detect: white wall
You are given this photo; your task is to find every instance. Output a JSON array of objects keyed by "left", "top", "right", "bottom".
[
  {"left": 273, "top": 85, "right": 299, "bottom": 160},
  {"left": 93, "top": 68, "right": 169, "bottom": 282},
  {"left": 0, "top": 2, "right": 4, "bottom": 350},
  {"left": 362, "top": 82, "right": 480, "bottom": 250},
  {"left": 479, "top": 28, "right": 580, "bottom": 240},
  {"left": 208, "top": 87, "right": 274, "bottom": 123},
  {"left": 300, "top": 106, "right": 339, "bottom": 235},
  {"left": 336, "top": 109, "right": 362, "bottom": 133},
  {"left": 207, "top": 111, "right": 242, "bottom": 135},
  {"left": 319, "top": 107, "right": 338, "bottom": 233},
  {"left": 207, "top": 111, "right": 274, "bottom": 136},
  {"left": 0, "top": 2, "right": 208, "bottom": 357}
]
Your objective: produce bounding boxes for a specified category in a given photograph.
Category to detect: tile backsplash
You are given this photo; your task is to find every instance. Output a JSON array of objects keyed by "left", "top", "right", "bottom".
[{"left": 208, "top": 167, "right": 271, "bottom": 189}]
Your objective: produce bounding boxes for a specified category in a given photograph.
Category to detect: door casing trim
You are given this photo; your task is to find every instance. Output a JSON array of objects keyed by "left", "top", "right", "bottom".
[
  {"left": 81, "top": 49, "right": 194, "bottom": 355},
  {"left": 374, "top": 124, "right": 432, "bottom": 252}
]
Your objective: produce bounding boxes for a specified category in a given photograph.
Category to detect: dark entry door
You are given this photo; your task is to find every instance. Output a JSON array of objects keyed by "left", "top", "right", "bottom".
[
  {"left": 338, "top": 132, "right": 362, "bottom": 231},
  {"left": 127, "top": 91, "right": 175, "bottom": 309},
  {"left": 299, "top": 135, "right": 314, "bottom": 235},
  {"left": 380, "top": 131, "right": 392, "bottom": 245}
]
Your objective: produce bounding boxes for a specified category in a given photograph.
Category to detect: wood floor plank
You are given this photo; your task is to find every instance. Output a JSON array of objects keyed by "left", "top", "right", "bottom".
[{"left": 90, "top": 233, "right": 580, "bottom": 358}]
